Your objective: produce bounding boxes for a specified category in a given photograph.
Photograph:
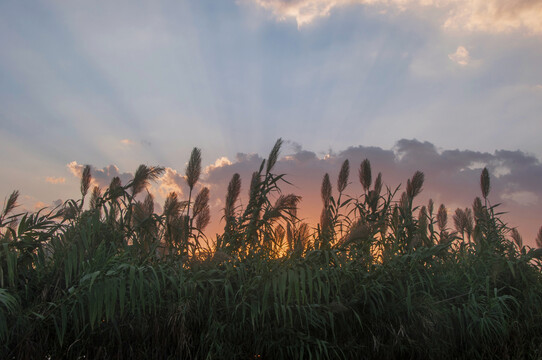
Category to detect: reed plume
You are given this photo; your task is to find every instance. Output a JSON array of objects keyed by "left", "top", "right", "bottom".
[
  {"left": 510, "top": 228, "right": 522, "bottom": 249},
  {"left": 80, "top": 165, "right": 91, "bottom": 198},
  {"left": 193, "top": 187, "right": 210, "bottom": 219},
  {"left": 359, "top": 159, "right": 372, "bottom": 193},
  {"left": 131, "top": 165, "right": 165, "bottom": 196},
  {"left": 321, "top": 173, "right": 332, "bottom": 208},
  {"left": 337, "top": 219, "right": 371, "bottom": 249},
  {"left": 90, "top": 186, "right": 102, "bottom": 210},
  {"left": 266, "top": 138, "right": 282, "bottom": 174},
  {"left": 108, "top": 176, "right": 123, "bottom": 199},
  {"left": 453, "top": 208, "right": 466, "bottom": 237},
  {"left": 472, "top": 197, "right": 483, "bottom": 221},
  {"left": 225, "top": 173, "right": 241, "bottom": 219},
  {"left": 374, "top": 172, "right": 383, "bottom": 197},
  {"left": 264, "top": 194, "right": 300, "bottom": 222},
  {"left": 406, "top": 171, "right": 424, "bottom": 199},
  {"left": 437, "top": 204, "right": 447, "bottom": 231},
  {"left": 163, "top": 192, "right": 182, "bottom": 219},
  {"left": 481, "top": 167, "right": 490, "bottom": 200},
  {"left": 337, "top": 159, "right": 349, "bottom": 193},
  {"left": 453, "top": 208, "right": 473, "bottom": 241},
  {"left": 418, "top": 206, "right": 428, "bottom": 236},
  {"left": 195, "top": 205, "right": 210, "bottom": 231},
  {"left": 2, "top": 190, "right": 19, "bottom": 219},
  {"left": 427, "top": 199, "right": 434, "bottom": 215},
  {"left": 185, "top": 148, "right": 202, "bottom": 190},
  {"left": 464, "top": 208, "right": 474, "bottom": 240}
]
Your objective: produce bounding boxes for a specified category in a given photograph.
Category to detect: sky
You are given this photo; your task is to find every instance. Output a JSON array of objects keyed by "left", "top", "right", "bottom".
[{"left": 1, "top": 0, "right": 541, "bottom": 244}]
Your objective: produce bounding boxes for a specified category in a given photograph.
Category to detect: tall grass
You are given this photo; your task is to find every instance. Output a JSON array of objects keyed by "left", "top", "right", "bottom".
[{"left": 1, "top": 139, "right": 542, "bottom": 359}]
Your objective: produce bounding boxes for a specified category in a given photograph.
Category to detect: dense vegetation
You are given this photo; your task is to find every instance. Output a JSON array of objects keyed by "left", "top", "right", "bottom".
[{"left": 2, "top": 139, "right": 542, "bottom": 359}]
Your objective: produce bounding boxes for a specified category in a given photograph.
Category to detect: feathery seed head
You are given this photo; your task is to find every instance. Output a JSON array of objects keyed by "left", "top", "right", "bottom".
[
  {"left": 374, "top": 172, "right": 383, "bottom": 197},
  {"left": 108, "top": 176, "right": 123, "bottom": 199},
  {"left": 320, "top": 207, "right": 331, "bottom": 231},
  {"left": 321, "top": 173, "right": 332, "bottom": 207},
  {"left": 193, "top": 187, "right": 210, "bottom": 218},
  {"left": 428, "top": 198, "right": 434, "bottom": 215},
  {"left": 163, "top": 192, "right": 182, "bottom": 218},
  {"left": 225, "top": 173, "right": 241, "bottom": 218},
  {"left": 359, "top": 159, "right": 372, "bottom": 192},
  {"left": 186, "top": 147, "right": 202, "bottom": 190},
  {"left": 367, "top": 190, "right": 379, "bottom": 212},
  {"left": 249, "top": 171, "right": 260, "bottom": 200},
  {"left": 90, "top": 186, "right": 102, "bottom": 210},
  {"left": 464, "top": 208, "right": 474, "bottom": 236},
  {"left": 407, "top": 171, "right": 424, "bottom": 199},
  {"left": 275, "top": 194, "right": 301, "bottom": 214},
  {"left": 195, "top": 206, "right": 211, "bottom": 231},
  {"left": 3, "top": 190, "right": 19, "bottom": 217},
  {"left": 510, "top": 228, "right": 523, "bottom": 249},
  {"left": 453, "top": 208, "right": 466, "bottom": 234},
  {"left": 481, "top": 167, "right": 490, "bottom": 199},
  {"left": 418, "top": 206, "right": 428, "bottom": 232},
  {"left": 437, "top": 204, "right": 447, "bottom": 231},
  {"left": 266, "top": 138, "right": 283, "bottom": 174},
  {"left": 132, "top": 165, "right": 165, "bottom": 196},
  {"left": 472, "top": 197, "right": 484, "bottom": 221},
  {"left": 337, "top": 159, "right": 350, "bottom": 193},
  {"left": 81, "top": 165, "right": 91, "bottom": 197}
]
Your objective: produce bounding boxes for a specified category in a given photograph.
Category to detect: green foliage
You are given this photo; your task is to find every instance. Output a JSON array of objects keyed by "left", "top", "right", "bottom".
[{"left": 1, "top": 140, "right": 542, "bottom": 359}]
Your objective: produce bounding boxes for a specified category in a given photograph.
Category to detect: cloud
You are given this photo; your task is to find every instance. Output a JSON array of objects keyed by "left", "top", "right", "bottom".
[
  {"left": 67, "top": 161, "right": 133, "bottom": 189},
  {"left": 248, "top": 0, "right": 542, "bottom": 34},
  {"left": 45, "top": 176, "right": 66, "bottom": 184},
  {"left": 501, "top": 190, "right": 539, "bottom": 206},
  {"left": 203, "top": 157, "right": 233, "bottom": 176},
  {"left": 443, "top": 0, "right": 542, "bottom": 34},
  {"left": 251, "top": 0, "right": 343, "bottom": 27},
  {"left": 448, "top": 46, "right": 470, "bottom": 66},
  {"left": 156, "top": 167, "right": 187, "bottom": 198}
]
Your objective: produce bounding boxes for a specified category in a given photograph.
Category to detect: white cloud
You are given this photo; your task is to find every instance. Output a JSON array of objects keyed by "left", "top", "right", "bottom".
[
  {"left": 443, "top": 0, "right": 542, "bottom": 34},
  {"left": 248, "top": 0, "right": 542, "bottom": 34},
  {"left": 156, "top": 167, "right": 186, "bottom": 198},
  {"left": 448, "top": 46, "right": 470, "bottom": 65},
  {"left": 203, "top": 157, "right": 233, "bottom": 176}
]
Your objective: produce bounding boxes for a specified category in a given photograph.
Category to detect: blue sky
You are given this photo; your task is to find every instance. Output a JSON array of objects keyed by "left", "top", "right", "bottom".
[{"left": 1, "top": 0, "right": 541, "bottom": 242}]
